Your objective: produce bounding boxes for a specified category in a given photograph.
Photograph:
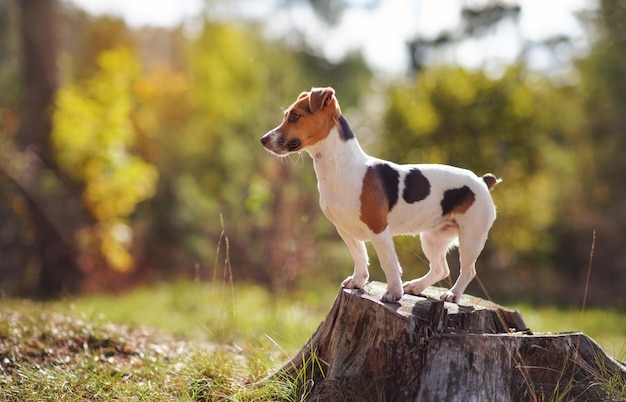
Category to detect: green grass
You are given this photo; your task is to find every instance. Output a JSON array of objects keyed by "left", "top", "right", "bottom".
[
  {"left": 518, "top": 304, "right": 626, "bottom": 361},
  {"left": 50, "top": 281, "right": 336, "bottom": 355},
  {"left": 1, "top": 281, "right": 624, "bottom": 400},
  {"left": 0, "top": 281, "right": 335, "bottom": 401},
  {"left": 56, "top": 281, "right": 625, "bottom": 360}
]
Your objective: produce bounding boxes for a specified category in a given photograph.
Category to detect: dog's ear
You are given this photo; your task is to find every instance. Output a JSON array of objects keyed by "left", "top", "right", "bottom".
[{"left": 309, "top": 87, "right": 335, "bottom": 114}]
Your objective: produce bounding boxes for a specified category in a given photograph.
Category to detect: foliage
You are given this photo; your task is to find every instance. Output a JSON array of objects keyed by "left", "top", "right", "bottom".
[
  {"left": 2, "top": 0, "right": 626, "bottom": 307},
  {"left": 559, "top": 0, "right": 626, "bottom": 305},
  {"left": 53, "top": 47, "right": 158, "bottom": 272}
]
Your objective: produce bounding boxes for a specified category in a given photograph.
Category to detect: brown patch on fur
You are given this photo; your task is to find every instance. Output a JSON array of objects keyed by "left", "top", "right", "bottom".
[
  {"left": 451, "top": 192, "right": 475, "bottom": 214},
  {"left": 274, "top": 87, "right": 342, "bottom": 150},
  {"left": 441, "top": 186, "right": 476, "bottom": 216},
  {"left": 360, "top": 168, "right": 389, "bottom": 234},
  {"left": 482, "top": 173, "right": 501, "bottom": 191}
]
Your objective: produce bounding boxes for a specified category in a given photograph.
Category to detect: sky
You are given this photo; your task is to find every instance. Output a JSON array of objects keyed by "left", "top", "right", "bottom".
[{"left": 65, "top": 0, "right": 592, "bottom": 75}]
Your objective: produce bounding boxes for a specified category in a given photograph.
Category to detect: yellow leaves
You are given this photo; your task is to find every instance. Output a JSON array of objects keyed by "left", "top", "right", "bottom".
[
  {"left": 52, "top": 47, "right": 158, "bottom": 272},
  {"left": 491, "top": 169, "right": 557, "bottom": 253},
  {"left": 388, "top": 86, "right": 440, "bottom": 137},
  {"left": 83, "top": 156, "right": 157, "bottom": 222},
  {"left": 406, "top": 89, "right": 440, "bottom": 136},
  {"left": 430, "top": 67, "right": 479, "bottom": 106},
  {"left": 190, "top": 23, "right": 263, "bottom": 123},
  {"left": 509, "top": 85, "right": 534, "bottom": 119},
  {"left": 100, "top": 221, "right": 134, "bottom": 272},
  {"left": 133, "top": 64, "right": 193, "bottom": 142},
  {"left": 134, "top": 63, "right": 189, "bottom": 102},
  {"left": 98, "top": 46, "right": 140, "bottom": 77}
]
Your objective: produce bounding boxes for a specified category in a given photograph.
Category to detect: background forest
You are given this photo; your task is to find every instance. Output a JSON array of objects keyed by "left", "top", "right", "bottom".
[{"left": 1, "top": 0, "right": 625, "bottom": 308}]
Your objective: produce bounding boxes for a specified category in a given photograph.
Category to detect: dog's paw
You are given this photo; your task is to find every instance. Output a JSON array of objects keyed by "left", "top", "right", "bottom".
[
  {"left": 440, "top": 291, "right": 461, "bottom": 303},
  {"left": 403, "top": 281, "right": 427, "bottom": 296},
  {"left": 381, "top": 286, "right": 403, "bottom": 303},
  {"left": 341, "top": 275, "right": 367, "bottom": 290}
]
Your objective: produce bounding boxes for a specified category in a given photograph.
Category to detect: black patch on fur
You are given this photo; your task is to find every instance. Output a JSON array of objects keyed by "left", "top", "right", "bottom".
[
  {"left": 441, "top": 186, "right": 475, "bottom": 215},
  {"left": 368, "top": 163, "right": 400, "bottom": 211},
  {"left": 338, "top": 115, "right": 355, "bottom": 141},
  {"left": 402, "top": 168, "right": 431, "bottom": 203}
]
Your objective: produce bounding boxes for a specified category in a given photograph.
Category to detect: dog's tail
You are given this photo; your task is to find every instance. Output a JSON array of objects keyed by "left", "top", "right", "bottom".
[{"left": 482, "top": 173, "right": 501, "bottom": 191}]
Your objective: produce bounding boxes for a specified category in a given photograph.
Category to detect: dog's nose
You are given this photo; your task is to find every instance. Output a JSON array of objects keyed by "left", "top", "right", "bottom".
[{"left": 260, "top": 135, "right": 269, "bottom": 145}]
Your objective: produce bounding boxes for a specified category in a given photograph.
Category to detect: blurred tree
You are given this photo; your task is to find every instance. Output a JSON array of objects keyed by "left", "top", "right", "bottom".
[
  {"left": 60, "top": 5, "right": 135, "bottom": 79},
  {"left": 561, "top": 0, "right": 626, "bottom": 305},
  {"left": 281, "top": 0, "right": 381, "bottom": 26},
  {"left": 0, "top": 1, "right": 23, "bottom": 292},
  {"left": 0, "top": 1, "right": 20, "bottom": 104},
  {"left": 579, "top": 0, "right": 626, "bottom": 204},
  {"left": 17, "top": 0, "right": 58, "bottom": 169},
  {"left": 408, "top": 1, "right": 521, "bottom": 72},
  {"left": 1, "top": 3, "right": 156, "bottom": 297},
  {"left": 461, "top": 2, "right": 521, "bottom": 37},
  {"left": 4, "top": 0, "right": 622, "bottom": 307},
  {"left": 52, "top": 47, "right": 158, "bottom": 275},
  {"left": 5, "top": 0, "right": 86, "bottom": 297}
]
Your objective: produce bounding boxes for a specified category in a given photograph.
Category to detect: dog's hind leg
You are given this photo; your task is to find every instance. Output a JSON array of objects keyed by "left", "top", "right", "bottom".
[
  {"left": 440, "top": 226, "right": 488, "bottom": 303},
  {"left": 403, "top": 226, "right": 458, "bottom": 297},
  {"left": 338, "top": 229, "right": 370, "bottom": 290}
]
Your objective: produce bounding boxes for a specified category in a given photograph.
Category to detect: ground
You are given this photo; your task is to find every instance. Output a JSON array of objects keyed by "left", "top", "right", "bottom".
[
  {"left": 0, "top": 306, "right": 294, "bottom": 401},
  {"left": 1, "top": 281, "right": 624, "bottom": 400}
]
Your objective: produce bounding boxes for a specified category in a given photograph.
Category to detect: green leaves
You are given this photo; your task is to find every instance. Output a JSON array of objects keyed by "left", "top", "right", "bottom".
[{"left": 53, "top": 47, "right": 158, "bottom": 271}]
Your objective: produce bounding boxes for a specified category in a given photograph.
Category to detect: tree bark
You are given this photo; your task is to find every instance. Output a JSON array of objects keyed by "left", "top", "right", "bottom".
[
  {"left": 272, "top": 282, "right": 626, "bottom": 401},
  {"left": 15, "top": 0, "right": 84, "bottom": 297}
]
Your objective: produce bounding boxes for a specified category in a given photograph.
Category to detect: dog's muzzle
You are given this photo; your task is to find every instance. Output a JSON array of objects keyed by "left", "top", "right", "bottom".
[
  {"left": 260, "top": 131, "right": 301, "bottom": 155},
  {"left": 260, "top": 132, "right": 272, "bottom": 147}
]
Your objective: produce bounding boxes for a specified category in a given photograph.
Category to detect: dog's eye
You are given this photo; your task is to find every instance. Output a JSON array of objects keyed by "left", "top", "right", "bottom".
[{"left": 288, "top": 111, "right": 300, "bottom": 123}]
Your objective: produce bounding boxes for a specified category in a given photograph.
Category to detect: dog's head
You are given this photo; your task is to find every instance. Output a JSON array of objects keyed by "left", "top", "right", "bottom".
[{"left": 261, "top": 87, "right": 341, "bottom": 156}]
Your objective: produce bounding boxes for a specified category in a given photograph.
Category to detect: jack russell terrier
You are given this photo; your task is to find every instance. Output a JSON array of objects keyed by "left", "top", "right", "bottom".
[{"left": 260, "top": 87, "right": 499, "bottom": 303}]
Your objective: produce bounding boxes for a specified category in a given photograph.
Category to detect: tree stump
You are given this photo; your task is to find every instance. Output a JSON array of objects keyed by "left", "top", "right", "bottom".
[{"left": 271, "top": 281, "right": 626, "bottom": 401}]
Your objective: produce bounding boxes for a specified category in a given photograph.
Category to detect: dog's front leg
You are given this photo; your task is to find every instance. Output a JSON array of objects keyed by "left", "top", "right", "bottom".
[
  {"left": 370, "top": 229, "right": 403, "bottom": 303},
  {"left": 337, "top": 229, "right": 370, "bottom": 290}
]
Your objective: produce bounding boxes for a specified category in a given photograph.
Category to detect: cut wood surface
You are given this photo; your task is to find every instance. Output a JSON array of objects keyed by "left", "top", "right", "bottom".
[{"left": 272, "top": 281, "right": 626, "bottom": 401}]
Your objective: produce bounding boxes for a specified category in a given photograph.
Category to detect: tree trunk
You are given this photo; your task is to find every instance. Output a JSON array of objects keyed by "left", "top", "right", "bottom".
[
  {"left": 16, "top": 0, "right": 84, "bottom": 297},
  {"left": 272, "top": 281, "right": 626, "bottom": 401}
]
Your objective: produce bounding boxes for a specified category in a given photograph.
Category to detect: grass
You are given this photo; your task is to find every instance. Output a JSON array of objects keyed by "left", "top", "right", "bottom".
[
  {"left": 1, "top": 280, "right": 624, "bottom": 400},
  {"left": 48, "top": 281, "right": 336, "bottom": 355},
  {"left": 518, "top": 304, "right": 626, "bottom": 361},
  {"left": 0, "top": 281, "right": 335, "bottom": 401}
]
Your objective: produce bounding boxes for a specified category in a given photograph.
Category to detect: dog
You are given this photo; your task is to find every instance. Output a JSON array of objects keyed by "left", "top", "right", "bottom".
[{"left": 260, "top": 87, "right": 499, "bottom": 303}]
